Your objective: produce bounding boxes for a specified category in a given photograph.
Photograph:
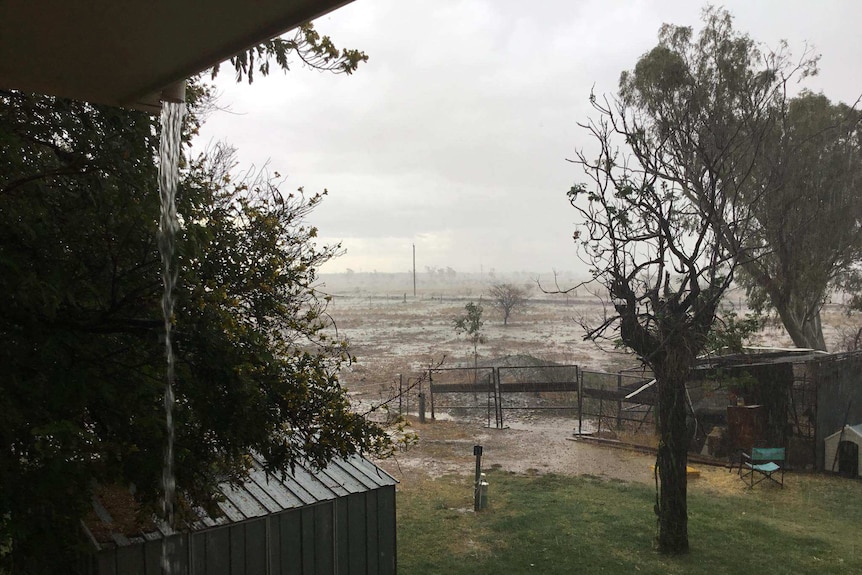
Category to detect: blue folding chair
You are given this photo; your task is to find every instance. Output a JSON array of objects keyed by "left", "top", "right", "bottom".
[{"left": 739, "top": 447, "right": 785, "bottom": 488}]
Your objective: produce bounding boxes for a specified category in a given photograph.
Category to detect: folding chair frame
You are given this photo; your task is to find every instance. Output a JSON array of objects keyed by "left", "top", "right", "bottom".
[{"left": 739, "top": 447, "right": 785, "bottom": 488}]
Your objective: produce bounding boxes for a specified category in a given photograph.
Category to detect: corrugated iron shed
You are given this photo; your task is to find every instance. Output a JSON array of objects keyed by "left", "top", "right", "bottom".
[{"left": 85, "top": 454, "right": 397, "bottom": 549}]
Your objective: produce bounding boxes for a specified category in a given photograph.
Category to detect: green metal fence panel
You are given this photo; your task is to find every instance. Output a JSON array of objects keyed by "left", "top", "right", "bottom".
[
  {"left": 230, "top": 525, "right": 246, "bottom": 574},
  {"left": 95, "top": 550, "right": 117, "bottom": 575},
  {"left": 143, "top": 539, "right": 161, "bottom": 575},
  {"left": 207, "top": 528, "right": 231, "bottom": 575},
  {"left": 190, "top": 532, "right": 207, "bottom": 575},
  {"left": 266, "top": 515, "right": 281, "bottom": 575},
  {"left": 116, "top": 543, "right": 145, "bottom": 575},
  {"left": 245, "top": 518, "right": 266, "bottom": 575}
]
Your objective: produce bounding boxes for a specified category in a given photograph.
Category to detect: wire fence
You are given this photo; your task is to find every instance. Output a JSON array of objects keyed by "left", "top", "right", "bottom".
[
  {"left": 578, "top": 370, "right": 656, "bottom": 435},
  {"left": 421, "top": 364, "right": 656, "bottom": 432},
  {"left": 367, "top": 352, "right": 862, "bottom": 471}
]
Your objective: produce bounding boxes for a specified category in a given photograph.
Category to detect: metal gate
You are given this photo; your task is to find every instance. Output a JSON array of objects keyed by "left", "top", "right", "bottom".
[{"left": 428, "top": 364, "right": 655, "bottom": 430}]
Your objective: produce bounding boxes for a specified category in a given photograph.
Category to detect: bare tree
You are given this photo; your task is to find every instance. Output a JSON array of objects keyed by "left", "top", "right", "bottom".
[
  {"left": 569, "top": 99, "right": 748, "bottom": 552},
  {"left": 488, "top": 283, "right": 529, "bottom": 326},
  {"left": 566, "top": 7, "right": 803, "bottom": 548}
]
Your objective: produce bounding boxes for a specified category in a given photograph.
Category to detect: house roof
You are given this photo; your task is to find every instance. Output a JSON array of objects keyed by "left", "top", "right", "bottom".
[
  {"left": 0, "top": 0, "right": 353, "bottom": 112},
  {"left": 84, "top": 454, "right": 397, "bottom": 550}
]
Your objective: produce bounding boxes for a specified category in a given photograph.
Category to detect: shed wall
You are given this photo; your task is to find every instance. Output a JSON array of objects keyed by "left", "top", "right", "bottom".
[{"left": 92, "top": 487, "right": 396, "bottom": 575}]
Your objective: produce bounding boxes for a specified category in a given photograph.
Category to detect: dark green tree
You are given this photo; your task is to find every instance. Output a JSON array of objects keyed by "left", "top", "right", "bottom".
[
  {"left": 0, "top": 91, "right": 167, "bottom": 570},
  {"left": 838, "top": 272, "right": 862, "bottom": 351},
  {"left": 738, "top": 92, "right": 862, "bottom": 349},
  {"left": 616, "top": 7, "right": 862, "bottom": 351},
  {"left": 0, "top": 29, "right": 383, "bottom": 569}
]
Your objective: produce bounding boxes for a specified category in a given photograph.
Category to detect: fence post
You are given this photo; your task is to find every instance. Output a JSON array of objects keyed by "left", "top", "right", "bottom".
[
  {"left": 578, "top": 369, "right": 584, "bottom": 435},
  {"left": 597, "top": 394, "right": 603, "bottom": 436},
  {"left": 429, "top": 369, "right": 435, "bottom": 420},
  {"left": 494, "top": 367, "right": 504, "bottom": 429},
  {"left": 398, "top": 373, "right": 403, "bottom": 417},
  {"left": 473, "top": 445, "right": 483, "bottom": 511},
  {"left": 486, "top": 371, "right": 492, "bottom": 428},
  {"left": 405, "top": 378, "right": 410, "bottom": 416}
]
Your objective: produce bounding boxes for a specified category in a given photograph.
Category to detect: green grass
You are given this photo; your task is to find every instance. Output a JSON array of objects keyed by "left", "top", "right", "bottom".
[{"left": 397, "top": 471, "right": 862, "bottom": 574}]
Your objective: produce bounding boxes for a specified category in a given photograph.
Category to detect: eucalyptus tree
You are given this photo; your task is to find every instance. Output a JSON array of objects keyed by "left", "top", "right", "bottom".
[
  {"left": 738, "top": 92, "right": 862, "bottom": 349},
  {"left": 216, "top": 23, "right": 368, "bottom": 82},
  {"left": 616, "top": 6, "right": 861, "bottom": 350}
]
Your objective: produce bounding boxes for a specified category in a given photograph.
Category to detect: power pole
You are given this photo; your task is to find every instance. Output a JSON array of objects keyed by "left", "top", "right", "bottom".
[{"left": 412, "top": 243, "right": 416, "bottom": 297}]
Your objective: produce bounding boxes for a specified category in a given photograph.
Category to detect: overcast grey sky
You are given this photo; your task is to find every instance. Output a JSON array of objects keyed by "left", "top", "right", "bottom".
[{"left": 195, "top": 0, "right": 862, "bottom": 278}]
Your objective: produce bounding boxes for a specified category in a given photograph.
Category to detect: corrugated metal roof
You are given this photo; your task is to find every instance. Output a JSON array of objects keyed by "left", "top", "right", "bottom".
[
  {"left": 86, "top": 454, "right": 396, "bottom": 549},
  {"left": 694, "top": 347, "right": 829, "bottom": 370}
]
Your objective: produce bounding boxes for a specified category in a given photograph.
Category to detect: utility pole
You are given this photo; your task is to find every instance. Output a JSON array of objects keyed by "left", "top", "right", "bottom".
[{"left": 412, "top": 243, "right": 416, "bottom": 297}]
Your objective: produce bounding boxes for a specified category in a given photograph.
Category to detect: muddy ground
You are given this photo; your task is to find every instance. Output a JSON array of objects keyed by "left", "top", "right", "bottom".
[
  {"left": 320, "top": 273, "right": 853, "bottom": 493},
  {"left": 382, "top": 416, "right": 656, "bottom": 482},
  {"left": 374, "top": 414, "right": 753, "bottom": 498}
]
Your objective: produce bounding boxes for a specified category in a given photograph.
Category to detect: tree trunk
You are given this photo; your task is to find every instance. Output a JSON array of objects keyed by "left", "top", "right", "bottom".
[
  {"left": 776, "top": 304, "right": 827, "bottom": 351},
  {"left": 654, "top": 366, "right": 690, "bottom": 554},
  {"left": 472, "top": 346, "right": 479, "bottom": 401},
  {"left": 742, "top": 265, "right": 828, "bottom": 351}
]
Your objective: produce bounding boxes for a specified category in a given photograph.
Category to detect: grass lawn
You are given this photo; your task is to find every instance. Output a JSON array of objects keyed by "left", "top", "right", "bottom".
[{"left": 396, "top": 470, "right": 862, "bottom": 574}]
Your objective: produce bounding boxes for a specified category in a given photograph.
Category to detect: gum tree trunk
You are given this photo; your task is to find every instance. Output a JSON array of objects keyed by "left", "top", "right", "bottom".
[
  {"left": 776, "top": 303, "right": 827, "bottom": 351},
  {"left": 653, "top": 360, "right": 691, "bottom": 554}
]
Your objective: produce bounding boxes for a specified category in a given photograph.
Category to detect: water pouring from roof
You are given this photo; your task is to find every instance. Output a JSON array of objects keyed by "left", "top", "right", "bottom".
[{"left": 157, "top": 98, "right": 185, "bottom": 573}]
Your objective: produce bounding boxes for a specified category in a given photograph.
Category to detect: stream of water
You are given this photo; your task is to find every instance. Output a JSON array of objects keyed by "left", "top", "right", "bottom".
[{"left": 158, "top": 100, "right": 185, "bottom": 573}]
